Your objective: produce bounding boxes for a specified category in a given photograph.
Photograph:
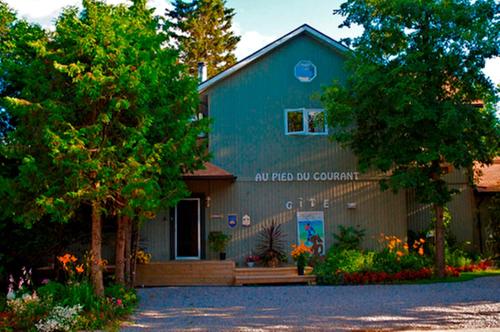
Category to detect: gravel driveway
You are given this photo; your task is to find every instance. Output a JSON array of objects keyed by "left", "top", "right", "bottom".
[{"left": 121, "top": 276, "right": 500, "bottom": 331}]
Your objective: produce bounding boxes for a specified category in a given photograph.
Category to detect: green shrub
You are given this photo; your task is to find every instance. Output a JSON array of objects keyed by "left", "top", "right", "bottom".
[
  {"left": 399, "top": 252, "right": 431, "bottom": 271},
  {"left": 37, "top": 281, "right": 66, "bottom": 302},
  {"left": 61, "top": 282, "right": 97, "bottom": 311},
  {"left": 372, "top": 249, "right": 401, "bottom": 273},
  {"left": 314, "top": 248, "right": 367, "bottom": 284},
  {"left": 105, "top": 284, "right": 138, "bottom": 316},
  {"left": 333, "top": 225, "right": 366, "bottom": 251},
  {"left": 7, "top": 292, "right": 52, "bottom": 331},
  {"left": 446, "top": 248, "right": 473, "bottom": 267}
]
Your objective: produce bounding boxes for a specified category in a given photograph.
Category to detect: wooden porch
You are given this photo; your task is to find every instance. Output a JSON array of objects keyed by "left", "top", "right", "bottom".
[{"left": 134, "top": 261, "right": 316, "bottom": 286}]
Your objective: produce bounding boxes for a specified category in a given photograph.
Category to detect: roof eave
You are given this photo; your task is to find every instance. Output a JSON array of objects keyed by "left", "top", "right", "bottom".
[{"left": 198, "top": 24, "right": 350, "bottom": 94}]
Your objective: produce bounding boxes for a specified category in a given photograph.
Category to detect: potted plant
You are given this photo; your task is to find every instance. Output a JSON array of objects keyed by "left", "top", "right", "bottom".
[
  {"left": 256, "top": 221, "right": 288, "bottom": 267},
  {"left": 291, "top": 242, "right": 312, "bottom": 275},
  {"left": 245, "top": 254, "right": 260, "bottom": 267},
  {"left": 208, "top": 231, "right": 231, "bottom": 260}
]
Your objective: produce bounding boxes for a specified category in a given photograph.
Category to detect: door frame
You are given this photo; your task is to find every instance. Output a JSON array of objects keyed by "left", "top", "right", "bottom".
[{"left": 170, "top": 194, "right": 206, "bottom": 260}]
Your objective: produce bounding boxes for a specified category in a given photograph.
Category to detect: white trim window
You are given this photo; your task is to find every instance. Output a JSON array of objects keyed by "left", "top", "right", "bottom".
[{"left": 285, "top": 108, "right": 328, "bottom": 135}]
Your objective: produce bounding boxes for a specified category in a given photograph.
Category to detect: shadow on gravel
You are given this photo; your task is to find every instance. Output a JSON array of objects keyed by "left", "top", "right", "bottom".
[{"left": 121, "top": 277, "right": 500, "bottom": 331}]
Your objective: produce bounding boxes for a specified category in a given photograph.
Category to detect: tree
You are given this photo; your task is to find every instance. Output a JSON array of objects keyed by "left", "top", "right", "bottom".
[
  {"left": 322, "top": 0, "right": 500, "bottom": 277},
  {"left": 166, "top": 0, "right": 240, "bottom": 78},
  {"left": 0, "top": 0, "right": 208, "bottom": 294}
]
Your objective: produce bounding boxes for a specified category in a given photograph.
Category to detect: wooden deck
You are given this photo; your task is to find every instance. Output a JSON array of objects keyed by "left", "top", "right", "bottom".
[
  {"left": 135, "top": 261, "right": 316, "bottom": 286},
  {"left": 135, "top": 260, "right": 236, "bottom": 286}
]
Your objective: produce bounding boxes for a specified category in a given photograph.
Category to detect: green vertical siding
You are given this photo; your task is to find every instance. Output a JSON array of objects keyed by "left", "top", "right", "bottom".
[
  {"left": 140, "top": 32, "right": 476, "bottom": 263},
  {"left": 208, "top": 34, "right": 355, "bottom": 179}
]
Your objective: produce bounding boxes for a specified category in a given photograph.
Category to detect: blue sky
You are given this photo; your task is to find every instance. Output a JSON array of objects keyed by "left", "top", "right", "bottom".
[{"left": 5, "top": 0, "right": 500, "bottom": 86}]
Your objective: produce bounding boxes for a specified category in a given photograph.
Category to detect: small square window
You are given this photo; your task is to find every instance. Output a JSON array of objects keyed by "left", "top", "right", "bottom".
[
  {"left": 286, "top": 109, "right": 304, "bottom": 134},
  {"left": 285, "top": 108, "right": 327, "bottom": 135}
]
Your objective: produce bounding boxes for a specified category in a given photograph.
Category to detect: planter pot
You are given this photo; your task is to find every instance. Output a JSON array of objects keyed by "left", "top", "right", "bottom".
[
  {"left": 247, "top": 262, "right": 255, "bottom": 268},
  {"left": 219, "top": 252, "right": 226, "bottom": 260},
  {"left": 297, "top": 265, "right": 305, "bottom": 276}
]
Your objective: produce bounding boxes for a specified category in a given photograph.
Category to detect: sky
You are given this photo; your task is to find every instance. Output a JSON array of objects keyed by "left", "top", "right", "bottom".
[{"left": 4, "top": 0, "right": 500, "bottom": 86}]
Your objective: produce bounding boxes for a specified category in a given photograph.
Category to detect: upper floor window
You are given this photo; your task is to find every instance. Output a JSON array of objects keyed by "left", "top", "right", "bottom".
[
  {"left": 285, "top": 108, "right": 327, "bottom": 135},
  {"left": 294, "top": 60, "right": 317, "bottom": 82}
]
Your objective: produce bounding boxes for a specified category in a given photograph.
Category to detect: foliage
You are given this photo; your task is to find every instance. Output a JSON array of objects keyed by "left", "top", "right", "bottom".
[
  {"left": 315, "top": 234, "right": 433, "bottom": 284},
  {"left": 332, "top": 225, "right": 365, "bottom": 251},
  {"left": 104, "top": 283, "right": 138, "bottom": 317},
  {"left": 5, "top": 277, "right": 137, "bottom": 331},
  {"left": 208, "top": 231, "right": 231, "bottom": 253},
  {"left": 165, "top": 0, "right": 240, "bottom": 78},
  {"left": 446, "top": 248, "right": 473, "bottom": 268},
  {"left": 255, "top": 222, "right": 288, "bottom": 266},
  {"left": 323, "top": 0, "right": 500, "bottom": 276},
  {"left": 0, "top": 0, "right": 209, "bottom": 294}
]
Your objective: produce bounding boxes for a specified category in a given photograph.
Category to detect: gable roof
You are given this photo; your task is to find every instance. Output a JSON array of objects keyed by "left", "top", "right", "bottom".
[
  {"left": 198, "top": 24, "right": 350, "bottom": 94},
  {"left": 474, "top": 157, "right": 500, "bottom": 193},
  {"left": 183, "top": 162, "right": 236, "bottom": 181}
]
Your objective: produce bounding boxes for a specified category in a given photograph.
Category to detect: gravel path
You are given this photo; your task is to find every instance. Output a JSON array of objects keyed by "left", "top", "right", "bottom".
[{"left": 121, "top": 276, "right": 500, "bottom": 331}]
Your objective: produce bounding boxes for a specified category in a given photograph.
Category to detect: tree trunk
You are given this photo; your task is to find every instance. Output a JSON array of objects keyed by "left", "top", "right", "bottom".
[
  {"left": 115, "top": 215, "right": 128, "bottom": 285},
  {"left": 91, "top": 200, "right": 105, "bottom": 296},
  {"left": 434, "top": 204, "right": 445, "bottom": 278},
  {"left": 129, "top": 219, "right": 140, "bottom": 287},
  {"left": 124, "top": 215, "right": 132, "bottom": 286}
]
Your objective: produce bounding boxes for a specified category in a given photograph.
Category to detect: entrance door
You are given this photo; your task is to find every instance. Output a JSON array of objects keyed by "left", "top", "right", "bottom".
[{"left": 175, "top": 198, "right": 201, "bottom": 260}]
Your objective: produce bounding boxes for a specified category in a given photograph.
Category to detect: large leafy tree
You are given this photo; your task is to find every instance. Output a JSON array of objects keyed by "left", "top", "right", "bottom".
[
  {"left": 0, "top": 0, "right": 208, "bottom": 294},
  {"left": 322, "top": 0, "right": 500, "bottom": 277},
  {"left": 166, "top": 0, "right": 240, "bottom": 78}
]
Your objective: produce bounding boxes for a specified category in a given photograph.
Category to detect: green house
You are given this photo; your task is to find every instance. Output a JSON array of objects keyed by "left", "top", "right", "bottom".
[{"left": 140, "top": 24, "right": 476, "bottom": 266}]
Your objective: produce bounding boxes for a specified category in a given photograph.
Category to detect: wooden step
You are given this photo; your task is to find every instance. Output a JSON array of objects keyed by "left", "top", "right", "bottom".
[
  {"left": 234, "top": 274, "right": 316, "bottom": 286},
  {"left": 234, "top": 266, "right": 313, "bottom": 276}
]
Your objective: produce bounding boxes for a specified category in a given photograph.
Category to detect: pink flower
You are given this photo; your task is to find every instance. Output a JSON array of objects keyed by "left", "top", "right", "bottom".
[{"left": 116, "top": 299, "right": 123, "bottom": 306}]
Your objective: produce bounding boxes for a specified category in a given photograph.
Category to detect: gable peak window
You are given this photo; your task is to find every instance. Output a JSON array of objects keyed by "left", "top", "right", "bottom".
[
  {"left": 294, "top": 60, "right": 317, "bottom": 82},
  {"left": 285, "top": 108, "right": 327, "bottom": 135}
]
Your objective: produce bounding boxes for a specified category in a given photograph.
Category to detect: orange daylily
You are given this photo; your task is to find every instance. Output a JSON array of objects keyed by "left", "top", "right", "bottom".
[
  {"left": 291, "top": 242, "right": 312, "bottom": 259},
  {"left": 418, "top": 247, "right": 424, "bottom": 256},
  {"left": 57, "top": 253, "right": 77, "bottom": 266},
  {"left": 75, "top": 264, "right": 84, "bottom": 274}
]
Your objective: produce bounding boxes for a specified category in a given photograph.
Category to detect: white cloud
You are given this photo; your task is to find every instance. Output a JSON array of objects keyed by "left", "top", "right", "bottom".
[
  {"left": 233, "top": 23, "right": 275, "bottom": 60},
  {"left": 484, "top": 57, "right": 500, "bottom": 87},
  {"left": 5, "top": 0, "right": 171, "bottom": 28}
]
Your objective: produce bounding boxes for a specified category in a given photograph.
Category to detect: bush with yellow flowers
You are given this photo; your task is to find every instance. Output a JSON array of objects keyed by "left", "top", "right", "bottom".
[{"left": 136, "top": 249, "right": 152, "bottom": 264}]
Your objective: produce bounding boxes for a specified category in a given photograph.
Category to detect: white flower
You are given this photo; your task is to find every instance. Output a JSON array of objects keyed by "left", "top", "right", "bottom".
[{"left": 36, "top": 305, "right": 83, "bottom": 332}]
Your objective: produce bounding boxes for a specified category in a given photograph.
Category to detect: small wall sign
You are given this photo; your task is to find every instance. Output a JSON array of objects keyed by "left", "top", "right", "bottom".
[
  {"left": 228, "top": 214, "right": 237, "bottom": 228},
  {"left": 242, "top": 214, "right": 251, "bottom": 227}
]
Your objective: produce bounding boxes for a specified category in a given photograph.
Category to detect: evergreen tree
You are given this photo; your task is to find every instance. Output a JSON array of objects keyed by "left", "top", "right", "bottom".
[
  {"left": 166, "top": 0, "right": 240, "bottom": 78},
  {"left": 0, "top": 0, "right": 208, "bottom": 294},
  {"left": 322, "top": 0, "right": 499, "bottom": 277}
]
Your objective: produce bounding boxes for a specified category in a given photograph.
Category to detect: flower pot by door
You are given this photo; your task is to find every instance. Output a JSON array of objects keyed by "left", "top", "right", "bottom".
[
  {"left": 297, "top": 265, "right": 305, "bottom": 275},
  {"left": 219, "top": 252, "right": 226, "bottom": 260}
]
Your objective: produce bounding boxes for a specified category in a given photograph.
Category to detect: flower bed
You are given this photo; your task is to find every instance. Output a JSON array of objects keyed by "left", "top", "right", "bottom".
[
  {"left": 1, "top": 253, "right": 137, "bottom": 331},
  {"left": 314, "top": 233, "right": 494, "bottom": 285}
]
